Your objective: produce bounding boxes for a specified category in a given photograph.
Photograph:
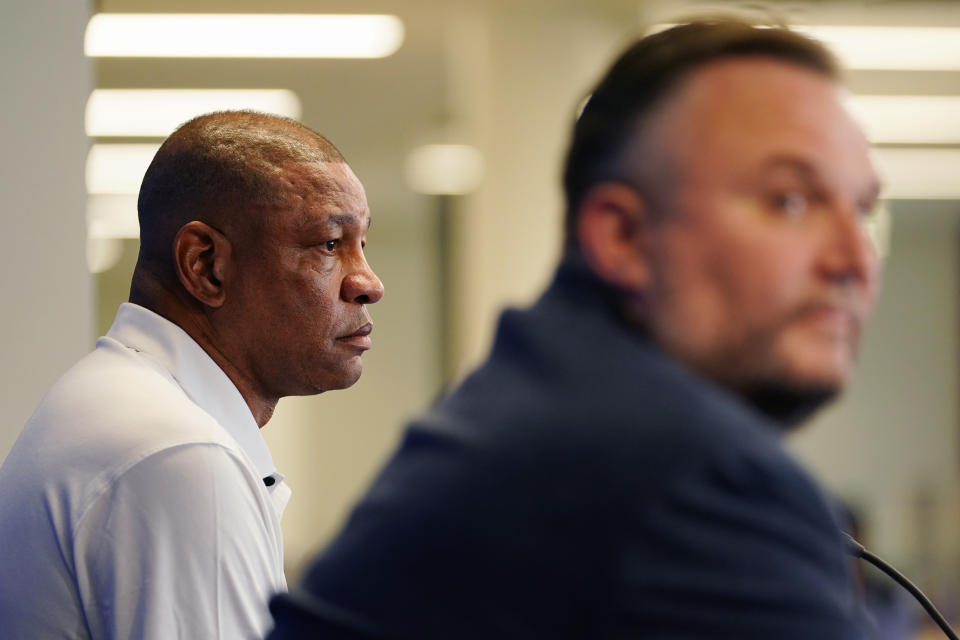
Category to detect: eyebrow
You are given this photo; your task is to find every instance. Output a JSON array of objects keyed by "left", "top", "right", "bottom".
[
  {"left": 300, "top": 212, "right": 372, "bottom": 231},
  {"left": 329, "top": 213, "right": 372, "bottom": 229},
  {"left": 758, "top": 154, "right": 883, "bottom": 202}
]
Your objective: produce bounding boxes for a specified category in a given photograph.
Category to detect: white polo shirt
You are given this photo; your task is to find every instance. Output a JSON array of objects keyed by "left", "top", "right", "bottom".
[{"left": 0, "top": 303, "right": 291, "bottom": 639}]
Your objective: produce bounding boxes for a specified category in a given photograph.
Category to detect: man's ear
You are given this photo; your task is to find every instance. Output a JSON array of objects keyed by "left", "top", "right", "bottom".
[
  {"left": 575, "top": 182, "right": 652, "bottom": 293},
  {"left": 173, "top": 221, "right": 231, "bottom": 309}
]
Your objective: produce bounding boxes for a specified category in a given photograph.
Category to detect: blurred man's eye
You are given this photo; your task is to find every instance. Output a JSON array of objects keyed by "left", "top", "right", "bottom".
[
  {"left": 856, "top": 199, "right": 879, "bottom": 222},
  {"left": 771, "top": 190, "right": 809, "bottom": 218},
  {"left": 323, "top": 240, "right": 339, "bottom": 252}
]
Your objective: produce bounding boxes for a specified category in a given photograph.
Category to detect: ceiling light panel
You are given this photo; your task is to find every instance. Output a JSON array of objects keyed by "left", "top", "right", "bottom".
[
  {"left": 795, "top": 26, "right": 960, "bottom": 71},
  {"left": 87, "top": 195, "right": 140, "bottom": 239},
  {"left": 875, "top": 148, "right": 960, "bottom": 200},
  {"left": 405, "top": 145, "right": 485, "bottom": 196},
  {"left": 85, "top": 14, "right": 404, "bottom": 58},
  {"left": 86, "top": 144, "right": 160, "bottom": 195},
  {"left": 650, "top": 24, "right": 960, "bottom": 71},
  {"left": 847, "top": 96, "right": 960, "bottom": 145},
  {"left": 86, "top": 89, "right": 302, "bottom": 137}
]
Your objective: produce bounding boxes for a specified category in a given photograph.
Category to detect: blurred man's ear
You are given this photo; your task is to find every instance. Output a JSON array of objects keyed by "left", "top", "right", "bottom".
[
  {"left": 576, "top": 182, "right": 652, "bottom": 293},
  {"left": 173, "top": 221, "right": 231, "bottom": 309}
]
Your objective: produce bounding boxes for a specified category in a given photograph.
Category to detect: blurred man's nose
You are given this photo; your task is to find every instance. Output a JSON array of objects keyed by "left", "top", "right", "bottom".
[{"left": 821, "top": 203, "right": 879, "bottom": 289}]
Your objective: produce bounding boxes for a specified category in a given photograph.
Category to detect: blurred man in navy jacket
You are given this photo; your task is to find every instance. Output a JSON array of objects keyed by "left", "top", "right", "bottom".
[{"left": 270, "top": 19, "right": 880, "bottom": 639}]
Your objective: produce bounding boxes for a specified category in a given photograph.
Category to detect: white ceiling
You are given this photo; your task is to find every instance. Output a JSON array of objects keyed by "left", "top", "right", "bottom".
[{"left": 90, "top": 0, "right": 960, "bottom": 231}]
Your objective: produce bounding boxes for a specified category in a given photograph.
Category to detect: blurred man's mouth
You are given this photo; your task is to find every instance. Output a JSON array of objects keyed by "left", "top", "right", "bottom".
[{"left": 800, "top": 306, "right": 858, "bottom": 340}]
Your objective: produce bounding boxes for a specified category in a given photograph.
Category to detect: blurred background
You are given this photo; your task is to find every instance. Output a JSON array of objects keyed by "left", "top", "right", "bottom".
[{"left": 2, "top": 0, "right": 958, "bottom": 636}]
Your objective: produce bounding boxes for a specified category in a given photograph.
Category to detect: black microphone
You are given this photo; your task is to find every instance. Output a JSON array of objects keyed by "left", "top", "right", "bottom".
[{"left": 842, "top": 532, "right": 958, "bottom": 640}]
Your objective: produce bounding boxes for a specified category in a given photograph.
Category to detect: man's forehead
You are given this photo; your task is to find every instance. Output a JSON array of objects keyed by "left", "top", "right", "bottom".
[
  {"left": 281, "top": 161, "right": 371, "bottom": 226},
  {"left": 669, "top": 57, "right": 842, "bottom": 121},
  {"left": 281, "top": 160, "right": 358, "bottom": 193},
  {"left": 658, "top": 59, "right": 869, "bottom": 161},
  {"left": 293, "top": 199, "right": 372, "bottom": 231},
  {"left": 615, "top": 55, "right": 878, "bottom": 209}
]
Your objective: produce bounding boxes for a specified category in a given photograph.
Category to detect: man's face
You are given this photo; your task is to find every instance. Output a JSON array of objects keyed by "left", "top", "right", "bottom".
[
  {"left": 635, "top": 57, "right": 881, "bottom": 416},
  {"left": 224, "top": 161, "right": 384, "bottom": 399}
]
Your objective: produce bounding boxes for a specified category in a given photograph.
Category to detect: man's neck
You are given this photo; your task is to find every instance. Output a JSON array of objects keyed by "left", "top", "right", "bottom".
[{"left": 129, "top": 272, "right": 278, "bottom": 428}]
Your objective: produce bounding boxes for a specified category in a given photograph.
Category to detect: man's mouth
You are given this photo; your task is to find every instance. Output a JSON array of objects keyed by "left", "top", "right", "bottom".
[
  {"left": 802, "top": 306, "right": 856, "bottom": 336},
  {"left": 790, "top": 296, "right": 867, "bottom": 347},
  {"left": 337, "top": 323, "right": 373, "bottom": 350}
]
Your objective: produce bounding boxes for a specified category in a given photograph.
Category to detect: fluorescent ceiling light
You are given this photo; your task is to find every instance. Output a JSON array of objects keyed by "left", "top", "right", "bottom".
[
  {"left": 86, "top": 143, "right": 160, "bottom": 195},
  {"left": 87, "top": 237, "right": 126, "bottom": 274},
  {"left": 86, "top": 89, "right": 302, "bottom": 137},
  {"left": 874, "top": 148, "right": 960, "bottom": 200},
  {"left": 649, "top": 23, "right": 960, "bottom": 70},
  {"left": 85, "top": 13, "right": 404, "bottom": 58},
  {"left": 87, "top": 194, "right": 140, "bottom": 239},
  {"left": 405, "top": 144, "right": 485, "bottom": 196},
  {"left": 87, "top": 194, "right": 139, "bottom": 273},
  {"left": 846, "top": 96, "right": 960, "bottom": 145},
  {"left": 794, "top": 26, "right": 960, "bottom": 71}
]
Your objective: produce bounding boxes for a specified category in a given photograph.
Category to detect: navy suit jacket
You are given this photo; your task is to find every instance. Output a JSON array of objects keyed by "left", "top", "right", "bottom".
[{"left": 269, "top": 266, "right": 865, "bottom": 639}]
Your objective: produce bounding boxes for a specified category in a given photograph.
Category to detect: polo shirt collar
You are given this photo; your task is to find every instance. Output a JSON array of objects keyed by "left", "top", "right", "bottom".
[{"left": 106, "top": 303, "right": 278, "bottom": 480}]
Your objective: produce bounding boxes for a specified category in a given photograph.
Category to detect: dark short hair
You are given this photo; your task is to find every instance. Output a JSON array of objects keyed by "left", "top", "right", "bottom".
[
  {"left": 562, "top": 19, "right": 839, "bottom": 247},
  {"left": 137, "top": 110, "right": 345, "bottom": 266}
]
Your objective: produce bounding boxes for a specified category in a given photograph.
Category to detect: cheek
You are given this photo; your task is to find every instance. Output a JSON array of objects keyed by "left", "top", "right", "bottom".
[
  {"left": 649, "top": 240, "right": 737, "bottom": 349},
  {"left": 672, "top": 238, "right": 771, "bottom": 317},
  {"left": 730, "top": 260, "right": 792, "bottom": 316},
  {"left": 718, "top": 233, "right": 812, "bottom": 313},
  {"left": 651, "top": 221, "right": 807, "bottom": 337},
  {"left": 296, "top": 271, "right": 342, "bottom": 322}
]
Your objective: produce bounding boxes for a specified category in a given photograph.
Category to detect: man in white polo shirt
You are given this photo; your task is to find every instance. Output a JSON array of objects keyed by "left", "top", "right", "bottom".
[{"left": 0, "top": 111, "right": 384, "bottom": 639}]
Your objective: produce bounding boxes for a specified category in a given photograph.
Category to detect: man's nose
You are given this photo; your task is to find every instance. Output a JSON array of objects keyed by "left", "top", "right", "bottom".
[
  {"left": 822, "top": 205, "right": 879, "bottom": 288},
  {"left": 342, "top": 257, "right": 384, "bottom": 304}
]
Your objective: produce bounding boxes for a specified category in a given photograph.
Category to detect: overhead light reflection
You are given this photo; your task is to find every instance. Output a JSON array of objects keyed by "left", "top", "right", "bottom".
[
  {"left": 86, "top": 144, "right": 159, "bottom": 195},
  {"left": 876, "top": 149, "right": 960, "bottom": 200},
  {"left": 405, "top": 145, "right": 485, "bottom": 196},
  {"left": 87, "top": 194, "right": 140, "bottom": 239},
  {"left": 795, "top": 26, "right": 960, "bottom": 71},
  {"left": 85, "top": 13, "right": 404, "bottom": 59},
  {"left": 86, "top": 89, "right": 302, "bottom": 137},
  {"left": 87, "top": 237, "right": 126, "bottom": 274},
  {"left": 649, "top": 23, "right": 960, "bottom": 70},
  {"left": 845, "top": 96, "right": 960, "bottom": 145}
]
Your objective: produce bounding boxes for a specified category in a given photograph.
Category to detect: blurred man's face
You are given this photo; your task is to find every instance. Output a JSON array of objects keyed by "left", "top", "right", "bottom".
[
  {"left": 636, "top": 57, "right": 881, "bottom": 419},
  {"left": 225, "top": 161, "right": 384, "bottom": 399}
]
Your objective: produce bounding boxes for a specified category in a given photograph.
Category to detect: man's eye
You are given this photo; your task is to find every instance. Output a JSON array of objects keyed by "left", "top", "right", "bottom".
[
  {"left": 856, "top": 200, "right": 879, "bottom": 221},
  {"left": 772, "top": 191, "right": 808, "bottom": 217},
  {"left": 323, "top": 240, "right": 339, "bottom": 252}
]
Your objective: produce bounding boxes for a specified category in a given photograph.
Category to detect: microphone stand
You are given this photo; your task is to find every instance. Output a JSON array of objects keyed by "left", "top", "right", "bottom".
[{"left": 844, "top": 533, "right": 958, "bottom": 640}]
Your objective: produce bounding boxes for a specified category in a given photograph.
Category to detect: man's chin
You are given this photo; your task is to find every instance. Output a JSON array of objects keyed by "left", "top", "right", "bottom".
[
  {"left": 327, "top": 364, "right": 364, "bottom": 392},
  {"left": 300, "top": 364, "right": 363, "bottom": 395},
  {"left": 741, "top": 381, "right": 840, "bottom": 430}
]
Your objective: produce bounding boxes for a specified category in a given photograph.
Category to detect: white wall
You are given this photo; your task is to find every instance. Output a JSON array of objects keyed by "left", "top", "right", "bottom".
[{"left": 0, "top": 1, "right": 92, "bottom": 462}]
